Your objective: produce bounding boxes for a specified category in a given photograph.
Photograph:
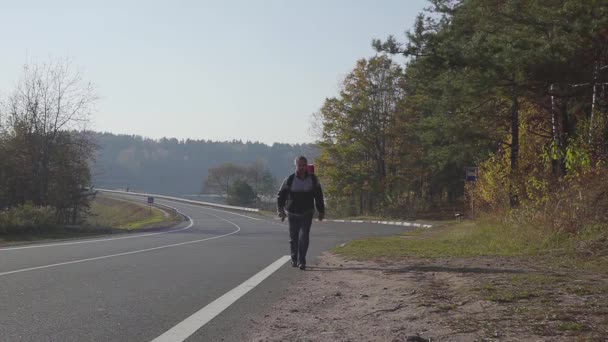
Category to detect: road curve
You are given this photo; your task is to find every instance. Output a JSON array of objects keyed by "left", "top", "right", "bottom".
[{"left": 0, "top": 195, "right": 412, "bottom": 341}]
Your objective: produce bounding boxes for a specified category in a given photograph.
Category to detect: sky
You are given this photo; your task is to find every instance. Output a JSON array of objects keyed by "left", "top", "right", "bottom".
[{"left": 0, "top": 0, "right": 428, "bottom": 145}]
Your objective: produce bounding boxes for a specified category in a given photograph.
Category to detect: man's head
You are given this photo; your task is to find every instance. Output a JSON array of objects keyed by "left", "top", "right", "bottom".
[{"left": 295, "top": 156, "right": 308, "bottom": 177}]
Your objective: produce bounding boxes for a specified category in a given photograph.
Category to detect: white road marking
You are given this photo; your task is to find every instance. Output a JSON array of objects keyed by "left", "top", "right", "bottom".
[
  {"left": 0, "top": 204, "right": 193, "bottom": 252},
  {"left": 0, "top": 210, "right": 243, "bottom": 277},
  {"left": 151, "top": 255, "right": 291, "bottom": 342},
  {"left": 0, "top": 194, "right": 266, "bottom": 253}
]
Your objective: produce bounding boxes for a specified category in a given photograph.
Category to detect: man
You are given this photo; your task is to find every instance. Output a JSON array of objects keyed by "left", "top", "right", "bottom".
[{"left": 277, "top": 156, "right": 325, "bottom": 270}]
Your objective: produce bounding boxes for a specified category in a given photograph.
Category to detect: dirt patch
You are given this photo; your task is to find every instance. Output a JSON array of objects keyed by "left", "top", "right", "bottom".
[{"left": 244, "top": 253, "right": 608, "bottom": 341}]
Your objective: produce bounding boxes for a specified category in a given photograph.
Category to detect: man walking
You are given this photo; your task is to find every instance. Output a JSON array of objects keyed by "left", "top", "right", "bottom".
[{"left": 277, "top": 156, "right": 325, "bottom": 270}]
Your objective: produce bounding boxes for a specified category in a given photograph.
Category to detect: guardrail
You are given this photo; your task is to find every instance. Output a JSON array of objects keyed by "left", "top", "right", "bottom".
[{"left": 97, "top": 189, "right": 260, "bottom": 213}]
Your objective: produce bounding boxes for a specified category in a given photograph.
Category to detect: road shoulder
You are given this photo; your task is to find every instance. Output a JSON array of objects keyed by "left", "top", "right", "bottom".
[{"left": 244, "top": 252, "right": 608, "bottom": 341}]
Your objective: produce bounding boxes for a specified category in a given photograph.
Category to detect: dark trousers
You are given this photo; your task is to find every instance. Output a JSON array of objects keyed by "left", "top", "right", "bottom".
[{"left": 288, "top": 212, "right": 313, "bottom": 266}]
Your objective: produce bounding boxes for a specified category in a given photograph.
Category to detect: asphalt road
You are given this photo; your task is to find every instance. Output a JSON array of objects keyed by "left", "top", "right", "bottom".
[{"left": 0, "top": 195, "right": 413, "bottom": 342}]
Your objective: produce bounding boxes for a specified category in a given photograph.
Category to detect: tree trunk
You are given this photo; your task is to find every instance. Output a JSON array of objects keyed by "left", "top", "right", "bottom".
[
  {"left": 550, "top": 84, "right": 561, "bottom": 177},
  {"left": 589, "top": 60, "right": 599, "bottom": 143},
  {"left": 509, "top": 83, "right": 520, "bottom": 207}
]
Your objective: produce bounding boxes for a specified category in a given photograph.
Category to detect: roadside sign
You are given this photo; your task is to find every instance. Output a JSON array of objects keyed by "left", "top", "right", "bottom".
[
  {"left": 465, "top": 167, "right": 478, "bottom": 182},
  {"left": 147, "top": 196, "right": 154, "bottom": 204}
]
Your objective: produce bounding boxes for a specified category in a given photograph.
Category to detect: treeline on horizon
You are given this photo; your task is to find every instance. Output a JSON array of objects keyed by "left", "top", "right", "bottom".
[
  {"left": 92, "top": 132, "right": 319, "bottom": 197},
  {"left": 314, "top": 0, "right": 608, "bottom": 229}
]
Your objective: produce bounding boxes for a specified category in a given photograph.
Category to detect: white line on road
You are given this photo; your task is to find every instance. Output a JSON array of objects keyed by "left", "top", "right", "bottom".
[
  {"left": 0, "top": 211, "right": 243, "bottom": 277},
  {"left": 0, "top": 204, "right": 194, "bottom": 252},
  {"left": 0, "top": 196, "right": 266, "bottom": 253},
  {"left": 151, "top": 255, "right": 291, "bottom": 342}
]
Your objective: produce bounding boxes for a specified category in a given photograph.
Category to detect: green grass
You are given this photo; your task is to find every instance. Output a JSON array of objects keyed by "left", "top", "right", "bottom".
[
  {"left": 0, "top": 226, "right": 108, "bottom": 243},
  {"left": 0, "top": 195, "right": 181, "bottom": 245},
  {"left": 118, "top": 209, "right": 166, "bottom": 229},
  {"left": 334, "top": 218, "right": 580, "bottom": 259},
  {"left": 87, "top": 195, "right": 178, "bottom": 230},
  {"left": 557, "top": 321, "right": 587, "bottom": 332},
  {"left": 485, "top": 290, "right": 538, "bottom": 303},
  {"left": 509, "top": 274, "right": 564, "bottom": 286},
  {"left": 435, "top": 303, "right": 456, "bottom": 311},
  {"left": 565, "top": 285, "right": 593, "bottom": 296}
]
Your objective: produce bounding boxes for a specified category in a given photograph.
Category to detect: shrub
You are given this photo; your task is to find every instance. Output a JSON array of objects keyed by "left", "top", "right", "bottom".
[{"left": 0, "top": 202, "right": 56, "bottom": 234}]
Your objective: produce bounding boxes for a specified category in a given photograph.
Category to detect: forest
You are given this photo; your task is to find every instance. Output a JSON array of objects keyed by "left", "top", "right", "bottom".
[{"left": 314, "top": 0, "right": 608, "bottom": 230}]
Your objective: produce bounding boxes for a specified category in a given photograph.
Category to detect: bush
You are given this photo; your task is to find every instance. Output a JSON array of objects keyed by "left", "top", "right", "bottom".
[
  {"left": 471, "top": 165, "right": 608, "bottom": 235},
  {"left": 0, "top": 202, "right": 56, "bottom": 234},
  {"left": 227, "top": 179, "right": 257, "bottom": 206}
]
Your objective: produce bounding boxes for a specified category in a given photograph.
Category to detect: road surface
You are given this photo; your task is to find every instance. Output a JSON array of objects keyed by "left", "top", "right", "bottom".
[{"left": 0, "top": 195, "right": 412, "bottom": 341}]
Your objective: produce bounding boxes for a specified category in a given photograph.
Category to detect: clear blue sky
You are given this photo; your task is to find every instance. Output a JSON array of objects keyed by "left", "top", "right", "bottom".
[{"left": 1, "top": 0, "right": 427, "bottom": 145}]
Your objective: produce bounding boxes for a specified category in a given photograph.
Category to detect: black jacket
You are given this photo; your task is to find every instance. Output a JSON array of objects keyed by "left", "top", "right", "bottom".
[{"left": 277, "top": 173, "right": 325, "bottom": 215}]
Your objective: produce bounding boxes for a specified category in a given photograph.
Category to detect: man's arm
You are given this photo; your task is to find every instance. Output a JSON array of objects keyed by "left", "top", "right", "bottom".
[{"left": 277, "top": 177, "right": 289, "bottom": 219}]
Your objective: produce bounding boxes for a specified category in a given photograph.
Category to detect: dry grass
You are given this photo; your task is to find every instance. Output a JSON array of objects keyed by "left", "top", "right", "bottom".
[{"left": 86, "top": 195, "right": 178, "bottom": 230}]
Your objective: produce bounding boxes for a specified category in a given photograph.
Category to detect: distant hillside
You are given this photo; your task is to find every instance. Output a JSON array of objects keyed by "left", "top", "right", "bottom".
[{"left": 91, "top": 132, "right": 319, "bottom": 196}]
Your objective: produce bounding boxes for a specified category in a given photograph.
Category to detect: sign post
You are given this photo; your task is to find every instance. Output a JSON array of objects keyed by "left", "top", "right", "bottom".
[
  {"left": 465, "top": 167, "right": 478, "bottom": 219},
  {"left": 147, "top": 196, "right": 154, "bottom": 216},
  {"left": 465, "top": 167, "right": 478, "bottom": 182}
]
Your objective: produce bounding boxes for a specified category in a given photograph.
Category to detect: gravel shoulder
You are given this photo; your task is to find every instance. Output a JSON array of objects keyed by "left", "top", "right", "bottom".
[{"left": 244, "top": 252, "right": 608, "bottom": 341}]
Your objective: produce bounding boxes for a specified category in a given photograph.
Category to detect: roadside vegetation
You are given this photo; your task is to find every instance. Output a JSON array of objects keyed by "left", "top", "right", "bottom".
[
  {"left": 86, "top": 195, "right": 181, "bottom": 230},
  {"left": 331, "top": 216, "right": 608, "bottom": 340},
  {"left": 317, "top": 0, "right": 608, "bottom": 269},
  {"left": 313, "top": 0, "right": 608, "bottom": 229},
  {"left": 0, "top": 62, "right": 181, "bottom": 244},
  {"left": 202, "top": 161, "right": 277, "bottom": 209},
  {"left": 336, "top": 218, "right": 608, "bottom": 271},
  {"left": 0, "top": 60, "right": 98, "bottom": 240},
  {"left": 0, "top": 194, "right": 181, "bottom": 244},
  {"left": 320, "top": 3, "right": 608, "bottom": 338}
]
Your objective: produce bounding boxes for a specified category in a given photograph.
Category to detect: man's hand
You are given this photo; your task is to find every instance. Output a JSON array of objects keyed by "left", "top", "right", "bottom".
[
  {"left": 318, "top": 212, "right": 324, "bottom": 222},
  {"left": 278, "top": 209, "right": 287, "bottom": 222}
]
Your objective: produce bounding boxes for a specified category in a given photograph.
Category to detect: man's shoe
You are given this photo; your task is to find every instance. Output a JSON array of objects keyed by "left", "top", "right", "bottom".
[
  {"left": 291, "top": 261, "right": 298, "bottom": 267},
  {"left": 298, "top": 264, "right": 306, "bottom": 270}
]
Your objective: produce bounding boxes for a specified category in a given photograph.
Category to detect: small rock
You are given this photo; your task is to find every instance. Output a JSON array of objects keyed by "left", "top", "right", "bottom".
[
  {"left": 289, "top": 309, "right": 299, "bottom": 313},
  {"left": 406, "top": 335, "right": 429, "bottom": 342},
  {"left": 335, "top": 291, "right": 342, "bottom": 297},
  {"left": 360, "top": 294, "right": 369, "bottom": 298}
]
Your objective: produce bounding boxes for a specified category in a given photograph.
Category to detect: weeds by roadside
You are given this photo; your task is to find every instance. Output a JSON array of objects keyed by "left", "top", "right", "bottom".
[
  {"left": 334, "top": 218, "right": 608, "bottom": 273},
  {"left": 0, "top": 194, "right": 181, "bottom": 245},
  {"left": 85, "top": 195, "right": 180, "bottom": 230},
  {"left": 324, "top": 218, "right": 608, "bottom": 340}
]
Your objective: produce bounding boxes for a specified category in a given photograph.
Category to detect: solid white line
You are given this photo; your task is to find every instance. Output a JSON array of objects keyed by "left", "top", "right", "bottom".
[
  {"left": 0, "top": 205, "right": 194, "bottom": 252},
  {"left": 0, "top": 212, "right": 242, "bottom": 277},
  {"left": 151, "top": 255, "right": 291, "bottom": 342}
]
